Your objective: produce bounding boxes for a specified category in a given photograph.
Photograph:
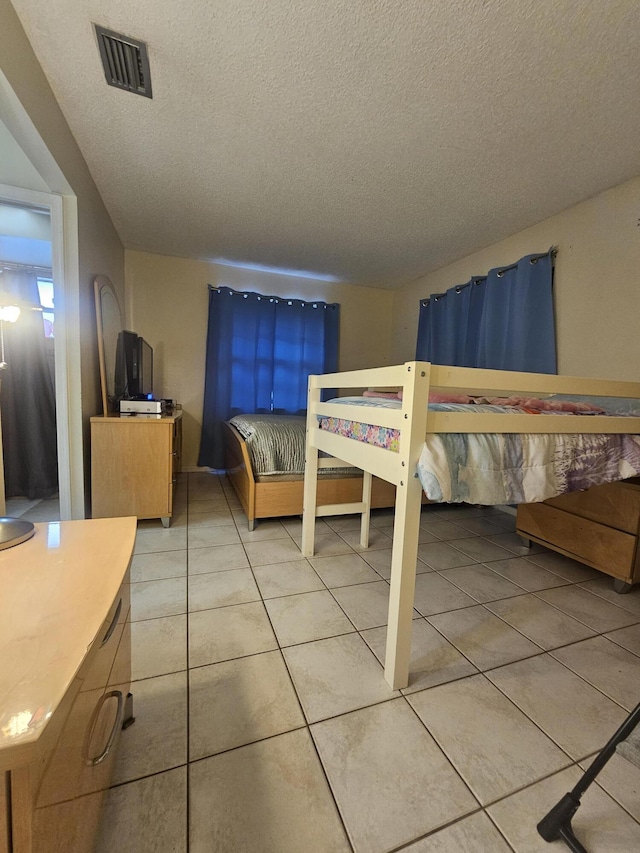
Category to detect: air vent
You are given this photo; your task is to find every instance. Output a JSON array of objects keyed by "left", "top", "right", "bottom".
[{"left": 94, "top": 24, "right": 152, "bottom": 98}]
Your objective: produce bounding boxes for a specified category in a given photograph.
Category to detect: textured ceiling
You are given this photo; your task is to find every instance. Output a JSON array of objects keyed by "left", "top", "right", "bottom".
[{"left": 9, "top": 0, "right": 640, "bottom": 287}]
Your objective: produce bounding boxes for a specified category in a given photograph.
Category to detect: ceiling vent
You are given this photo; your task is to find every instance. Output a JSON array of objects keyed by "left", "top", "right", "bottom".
[{"left": 94, "top": 24, "right": 153, "bottom": 98}]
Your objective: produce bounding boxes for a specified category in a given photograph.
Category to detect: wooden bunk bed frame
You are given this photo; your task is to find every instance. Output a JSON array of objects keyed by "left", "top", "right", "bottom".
[
  {"left": 224, "top": 421, "right": 408, "bottom": 530},
  {"left": 300, "top": 361, "right": 640, "bottom": 691}
]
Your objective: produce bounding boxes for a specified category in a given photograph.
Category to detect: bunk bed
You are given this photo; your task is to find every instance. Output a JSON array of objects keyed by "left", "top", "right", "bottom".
[{"left": 300, "top": 361, "right": 640, "bottom": 691}]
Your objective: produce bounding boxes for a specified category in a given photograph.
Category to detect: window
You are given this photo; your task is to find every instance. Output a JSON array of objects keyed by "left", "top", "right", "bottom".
[
  {"left": 198, "top": 286, "right": 340, "bottom": 469},
  {"left": 37, "top": 276, "right": 54, "bottom": 338}
]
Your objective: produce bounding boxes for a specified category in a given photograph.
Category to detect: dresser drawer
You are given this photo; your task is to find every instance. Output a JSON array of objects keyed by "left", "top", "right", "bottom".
[
  {"left": 34, "top": 588, "right": 128, "bottom": 810},
  {"left": 541, "top": 481, "right": 640, "bottom": 535},
  {"left": 517, "top": 502, "right": 638, "bottom": 581},
  {"left": 10, "top": 584, "right": 131, "bottom": 852}
]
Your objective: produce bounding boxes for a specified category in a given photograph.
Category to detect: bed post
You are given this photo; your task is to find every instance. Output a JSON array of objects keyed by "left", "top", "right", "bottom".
[
  {"left": 384, "top": 361, "right": 431, "bottom": 690},
  {"left": 360, "top": 471, "right": 372, "bottom": 548},
  {"left": 301, "top": 375, "right": 321, "bottom": 557}
]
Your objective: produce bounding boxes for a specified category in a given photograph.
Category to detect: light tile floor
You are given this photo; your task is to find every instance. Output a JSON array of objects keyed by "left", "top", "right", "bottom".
[
  {"left": 87, "top": 472, "right": 640, "bottom": 852},
  {"left": 6, "top": 494, "right": 60, "bottom": 521}
]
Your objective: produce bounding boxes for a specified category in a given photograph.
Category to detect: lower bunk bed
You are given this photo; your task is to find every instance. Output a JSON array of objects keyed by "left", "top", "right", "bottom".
[
  {"left": 224, "top": 416, "right": 425, "bottom": 530},
  {"left": 300, "top": 361, "right": 640, "bottom": 690}
]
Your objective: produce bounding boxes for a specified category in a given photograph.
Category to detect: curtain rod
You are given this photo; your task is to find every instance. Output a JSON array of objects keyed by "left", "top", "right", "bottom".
[
  {"left": 422, "top": 247, "right": 557, "bottom": 305},
  {"left": 209, "top": 284, "right": 338, "bottom": 309},
  {"left": 0, "top": 260, "right": 53, "bottom": 275},
  {"left": 495, "top": 246, "right": 557, "bottom": 279}
]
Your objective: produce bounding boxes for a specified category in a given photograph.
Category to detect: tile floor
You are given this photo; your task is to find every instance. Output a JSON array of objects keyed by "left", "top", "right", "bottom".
[
  {"left": 87, "top": 472, "right": 640, "bottom": 852},
  {"left": 6, "top": 494, "right": 60, "bottom": 522}
]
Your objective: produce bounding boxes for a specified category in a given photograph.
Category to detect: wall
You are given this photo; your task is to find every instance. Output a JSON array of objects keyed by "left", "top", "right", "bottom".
[
  {"left": 0, "top": 0, "right": 124, "bottom": 511},
  {"left": 0, "top": 118, "right": 49, "bottom": 192},
  {"left": 125, "top": 251, "right": 394, "bottom": 469},
  {"left": 392, "top": 174, "right": 640, "bottom": 380}
]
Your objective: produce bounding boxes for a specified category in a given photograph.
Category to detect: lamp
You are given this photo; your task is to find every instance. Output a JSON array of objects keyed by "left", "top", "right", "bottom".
[
  {"left": 0, "top": 294, "right": 35, "bottom": 549},
  {"left": 0, "top": 305, "right": 20, "bottom": 323},
  {"left": 0, "top": 299, "right": 20, "bottom": 370}
]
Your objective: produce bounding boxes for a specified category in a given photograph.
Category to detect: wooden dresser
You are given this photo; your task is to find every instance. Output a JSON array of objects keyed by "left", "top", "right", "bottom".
[
  {"left": 91, "top": 412, "right": 182, "bottom": 527},
  {"left": 516, "top": 479, "right": 640, "bottom": 591},
  {"left": 0, "top": 517, "right": 136, "bottom": 853}
]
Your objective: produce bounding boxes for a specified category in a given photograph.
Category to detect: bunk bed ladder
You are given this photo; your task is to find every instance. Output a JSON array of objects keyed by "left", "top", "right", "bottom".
[{"left": 301, "top": 387, "right": 374, "bottom": 556}]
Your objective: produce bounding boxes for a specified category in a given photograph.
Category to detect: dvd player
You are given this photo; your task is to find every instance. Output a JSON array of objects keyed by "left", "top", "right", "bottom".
[{"left": 120, "top": 399, "right": 167, "bottom": 415}]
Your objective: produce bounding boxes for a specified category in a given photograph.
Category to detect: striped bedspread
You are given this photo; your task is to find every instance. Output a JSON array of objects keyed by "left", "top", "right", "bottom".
[
  {"left": 228, "top": 414, "right": 352, "bottom": 477},
  {"left": 229, "top": 414, "right": 308, "bottom": 475}
]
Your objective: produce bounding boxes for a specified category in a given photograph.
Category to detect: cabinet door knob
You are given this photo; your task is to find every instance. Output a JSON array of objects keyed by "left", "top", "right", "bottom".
[{"left": 83, "top": 690, "right": 125, "bottom": 766}]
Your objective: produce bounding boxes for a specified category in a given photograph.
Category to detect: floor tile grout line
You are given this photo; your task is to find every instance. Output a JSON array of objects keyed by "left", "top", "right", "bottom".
[
  {"left": 185, "top": 478, "right": 192, "bottom": 853},
  {"left": 234, "top": 504, "right": 357, "bottom": 852},
  {"left": 127, "top": 477, "right": 640, "bottom": 849},
  {"left": 526, "top": 587, "right": 640, "bottom": 630},
  {"left": 396, "top": 682, "right": 640, "bottom": 847},
  {"left": 305, "top": 724, "right": 357, "bottom": 852},
  {"left": 131, "top": 576, "right": 640, "bottom": 672},
  {"left": 134, "top": 517, "right": 640, "bottom": 684},
  {"left": 478, "top": 657, "right": 634, "bottom": 766},
  {"left": 385, "top": 805, "right": 517, "bottom": 853}
]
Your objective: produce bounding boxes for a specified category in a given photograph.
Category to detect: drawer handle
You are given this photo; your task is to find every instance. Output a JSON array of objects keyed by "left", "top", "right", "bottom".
[
  {"left": 84, "top": 690, "right": 124, "bottom": 767},
  {"left": 100, "top": 598, "right": 122, "bottom": 647}
]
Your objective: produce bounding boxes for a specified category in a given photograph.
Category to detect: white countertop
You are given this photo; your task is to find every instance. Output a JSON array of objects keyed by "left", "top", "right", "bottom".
[{"left": 0, "top": 517, "right": 136, "bottom": 770}]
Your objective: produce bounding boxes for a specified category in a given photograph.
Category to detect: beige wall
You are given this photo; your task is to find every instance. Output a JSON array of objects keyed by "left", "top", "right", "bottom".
[
  {"left": 0, "top": 0, "right": 124, "bottom": 510},
  {"left": 125, "top": 251, "right": 394, "bottom": 469},
  {"left": 392, "top": 174, "right": 640, "bottom": 380}
]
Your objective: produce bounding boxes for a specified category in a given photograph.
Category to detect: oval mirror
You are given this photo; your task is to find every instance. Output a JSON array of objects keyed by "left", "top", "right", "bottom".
[{"left": 94, "top": 275, "right": 124, "bottom": 415}]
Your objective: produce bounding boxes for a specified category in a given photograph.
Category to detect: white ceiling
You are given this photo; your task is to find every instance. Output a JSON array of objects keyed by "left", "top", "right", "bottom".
[{"left": 9, "top": 0, "right": 640, "bottom": 287}]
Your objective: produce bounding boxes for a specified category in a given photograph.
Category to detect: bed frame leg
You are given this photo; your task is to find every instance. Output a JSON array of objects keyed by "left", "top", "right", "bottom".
[
  {"left": 302, "top": 383, "right": 321, "bottom": 557},
  {"left": 384, "top": 475, "right": 423, "bottom": 691},
  {"left": 360, "top": 471, "right": 372, "bottom": 548}
]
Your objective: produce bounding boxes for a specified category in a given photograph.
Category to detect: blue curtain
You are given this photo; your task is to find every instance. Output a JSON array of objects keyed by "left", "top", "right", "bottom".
[
  {"left": 198, "top": 287, "right": 339, "bottom": 469},
  {"left": 415, "top": 250, "right": 556, "bottom": 373}
]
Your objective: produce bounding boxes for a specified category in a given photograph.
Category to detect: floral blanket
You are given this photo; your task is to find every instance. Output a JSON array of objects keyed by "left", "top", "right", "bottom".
[{"left": 318, "top": 398, "right": 640, "bottom": 504}]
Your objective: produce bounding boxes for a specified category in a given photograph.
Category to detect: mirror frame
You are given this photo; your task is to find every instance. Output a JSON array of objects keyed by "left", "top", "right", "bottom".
[{"left": 94, "top": 275, "right": 124, "bottom": 416}]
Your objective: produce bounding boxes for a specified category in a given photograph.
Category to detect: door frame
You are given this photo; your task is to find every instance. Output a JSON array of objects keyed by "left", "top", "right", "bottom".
[{"left": 0, "top": 182, "right": 83, "bottom": 519}]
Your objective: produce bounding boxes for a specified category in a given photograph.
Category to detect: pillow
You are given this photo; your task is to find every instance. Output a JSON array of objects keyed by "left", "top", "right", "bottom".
[
  {"left": 549, "top": 394, "right": 640, "bottom": 416},
  {"left": 363, "top": 389, "right": 400, "bottom": 400}
]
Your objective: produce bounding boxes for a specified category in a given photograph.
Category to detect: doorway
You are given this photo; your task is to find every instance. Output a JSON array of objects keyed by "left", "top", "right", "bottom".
[
  {"left": 0, "top": 79, "right": 84, "bottom": 520},
  {"left": 0, "top": 183, "right": 83, "bottom": 520},
  {"left": 0, "top": 199, "right": 59, "bottom": 520}
]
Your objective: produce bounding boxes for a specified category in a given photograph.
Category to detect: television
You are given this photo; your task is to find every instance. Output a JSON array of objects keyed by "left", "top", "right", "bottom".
[{"left": 114, "top": 330, "right": 154, "bottom": 401}]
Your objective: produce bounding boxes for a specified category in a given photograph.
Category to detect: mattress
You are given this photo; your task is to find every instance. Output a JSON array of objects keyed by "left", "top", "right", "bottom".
[{"left": 318, "top": 398, "right": 640, "bottom": 505}]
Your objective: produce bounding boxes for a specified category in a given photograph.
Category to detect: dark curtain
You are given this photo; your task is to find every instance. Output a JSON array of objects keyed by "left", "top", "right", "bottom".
[
  {"left": 198, "top": 286, "right": 340, "bottom": 469},
  {"left": 1, "top": 269, "right": 58, "bottom": 499},
  {"left": 416, "top": 250, "right": 556, "bottom": 373}
]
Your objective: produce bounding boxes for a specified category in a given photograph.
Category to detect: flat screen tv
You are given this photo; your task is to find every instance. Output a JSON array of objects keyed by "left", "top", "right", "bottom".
[{"left": 114, "top": 330, "right": 154, "bottom": 401}]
